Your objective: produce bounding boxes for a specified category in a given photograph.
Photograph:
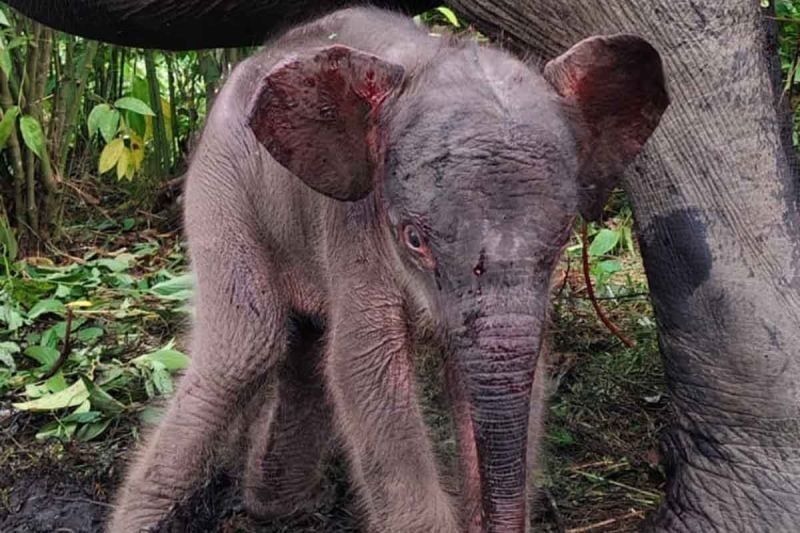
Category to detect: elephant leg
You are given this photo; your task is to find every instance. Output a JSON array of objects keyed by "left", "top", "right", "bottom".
[
  {"left": 243, "top": 317, "right": 333, "bottom": 518},
  {"left": 325, "top": 283, "right": 458, "bottom": 533},
  {"left": 109, "top": 238, "right": 289, "bottom": 532}
]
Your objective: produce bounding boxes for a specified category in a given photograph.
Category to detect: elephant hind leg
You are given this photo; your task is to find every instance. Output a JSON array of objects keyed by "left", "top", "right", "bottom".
[{"left": 243, "top": 314, "right": 334, "bottom": 519}]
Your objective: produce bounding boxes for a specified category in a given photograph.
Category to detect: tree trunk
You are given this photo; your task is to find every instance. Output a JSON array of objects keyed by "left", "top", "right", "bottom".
[{"left": 447, "top": 0, "right": 800, "bottom": 530}]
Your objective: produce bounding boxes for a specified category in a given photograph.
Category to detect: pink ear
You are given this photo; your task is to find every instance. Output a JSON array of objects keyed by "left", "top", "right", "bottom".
[
  {"left": 544, "top": 34, "right": 669, "bottom": 220},
  {"left": 248, "top": 45, "right": 405, "bottom": 201}
]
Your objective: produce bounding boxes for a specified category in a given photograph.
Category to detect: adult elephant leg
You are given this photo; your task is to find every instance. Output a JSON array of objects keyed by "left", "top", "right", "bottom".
[{"left": 447, "top": 1, "right": 800, "bottom": 530}]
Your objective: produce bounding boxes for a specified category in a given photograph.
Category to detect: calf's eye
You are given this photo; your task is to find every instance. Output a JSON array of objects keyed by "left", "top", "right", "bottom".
[{"left": 403, "top": 224, "right": 424, "bottom": 251}]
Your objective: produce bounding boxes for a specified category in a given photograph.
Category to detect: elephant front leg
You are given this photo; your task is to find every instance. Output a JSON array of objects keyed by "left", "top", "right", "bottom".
[{"left": 325, "top": 290, "right": 458, "bottom": 533}]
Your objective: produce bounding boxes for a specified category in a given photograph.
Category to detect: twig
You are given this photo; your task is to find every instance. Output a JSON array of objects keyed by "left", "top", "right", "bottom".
[
  {"left": 581, "top": 222, "right": 636, "bottom": 348},
  {"left": 565, "top": 509, "right": 646, "bottom": 533},
  {"left": 52, "top": 496, "right": 116, "bottom": 509},
  {"left": 541, "top": 487, "right": 566, "bottom": 533},
  {"left": 41, "top": 308, "right": 73, "bottom": 380},
  {"left": 571, "top": 470, "right": 661, "bottom": 499}
]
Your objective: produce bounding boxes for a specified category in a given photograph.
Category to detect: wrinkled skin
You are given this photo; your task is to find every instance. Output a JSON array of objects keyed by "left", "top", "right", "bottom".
[
  {"left": 63, "top": 7, "right": 666, "bottom": 532},
  {"left": 10, "top": 0, "right": 799, "bottom": 531}
]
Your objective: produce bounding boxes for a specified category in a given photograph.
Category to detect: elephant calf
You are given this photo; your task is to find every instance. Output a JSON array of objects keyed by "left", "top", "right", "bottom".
[{"left": 111, "top": 7, "right": 668, "bottom": 532}]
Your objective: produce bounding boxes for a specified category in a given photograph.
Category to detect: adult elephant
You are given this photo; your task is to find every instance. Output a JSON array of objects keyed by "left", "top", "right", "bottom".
[{"left": 7, "top": 1, "right": 799, "bottom": 531}]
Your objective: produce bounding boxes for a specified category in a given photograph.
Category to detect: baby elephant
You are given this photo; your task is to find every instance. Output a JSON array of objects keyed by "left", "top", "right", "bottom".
[{"left": 111, "top": 7, "right": 668, "bottom": 532}]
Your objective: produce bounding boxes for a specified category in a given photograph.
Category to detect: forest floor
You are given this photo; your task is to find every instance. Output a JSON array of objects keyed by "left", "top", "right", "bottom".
[{"left": 1, "top": 195, "right": 668, "bottom": 532}]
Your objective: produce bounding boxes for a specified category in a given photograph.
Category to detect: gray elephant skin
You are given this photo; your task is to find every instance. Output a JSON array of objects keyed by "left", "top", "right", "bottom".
[
  {"left": 111, "top": 8, "right": 664, "bottom": 532},
  {"left": 6, "top": 0, "right": 800, "bottom": 532}
]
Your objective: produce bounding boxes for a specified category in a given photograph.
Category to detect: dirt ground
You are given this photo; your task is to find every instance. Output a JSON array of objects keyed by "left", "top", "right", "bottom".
[{"left": 1, "top": 263, "right": 668, "bottom": 533}]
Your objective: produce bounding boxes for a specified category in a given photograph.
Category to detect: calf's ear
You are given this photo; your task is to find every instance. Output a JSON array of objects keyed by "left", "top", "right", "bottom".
[
  {"left": 248, "top": 45, "right": 405, "bottom": 201},
  {"left": 544, "top": 34, "right": 669, "bottom": 220}
]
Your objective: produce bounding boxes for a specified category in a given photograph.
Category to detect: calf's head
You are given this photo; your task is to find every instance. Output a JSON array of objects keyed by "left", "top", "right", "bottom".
[{"left": 248, "top": 36, "right": 667, "bottom": 530}]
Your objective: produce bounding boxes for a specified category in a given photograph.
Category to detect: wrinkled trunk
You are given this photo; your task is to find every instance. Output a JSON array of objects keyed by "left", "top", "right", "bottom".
[
  {"left": 451, "top": 301, "right": 546, "bottom": 532},
  {"left": 3, "top": 0, "right": 438, "bottom": 50},
  {"left": 447, "top": 0, "right": 800, "bottom": 530}
]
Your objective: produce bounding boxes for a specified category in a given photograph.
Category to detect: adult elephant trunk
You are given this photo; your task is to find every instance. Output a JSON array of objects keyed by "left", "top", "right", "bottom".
[
  {"left": 2, "top": 0, "right": 437, "bottom": 49},
  {"left": 451, "top": 298, "right": 547, "bottom": 532}
]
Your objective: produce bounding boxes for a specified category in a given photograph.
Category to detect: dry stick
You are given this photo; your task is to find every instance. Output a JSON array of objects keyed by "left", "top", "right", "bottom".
[
  {"left": 581, "top": 222, "right": 636, "bottom": 348},
  {"left": 565, "top": 509, "right": 646, "bottom": 533},
  {"left": 41, "top": 308, "right": 74, "bottom": 380}
]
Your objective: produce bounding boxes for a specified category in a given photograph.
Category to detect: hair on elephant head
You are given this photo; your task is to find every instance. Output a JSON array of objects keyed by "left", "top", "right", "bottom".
[{"left": 91, "top": 7, "right": 668, "bottom": 533}]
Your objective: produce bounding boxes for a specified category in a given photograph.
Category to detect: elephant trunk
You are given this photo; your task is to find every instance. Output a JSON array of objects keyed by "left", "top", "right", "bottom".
[{"left": 453, "top": 304, "right": 545, "bottom": 532}]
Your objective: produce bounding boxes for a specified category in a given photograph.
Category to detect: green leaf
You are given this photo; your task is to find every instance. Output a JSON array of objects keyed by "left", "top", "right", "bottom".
[
  {"left": 28, "top": 298, "right": 67, "bottom": 319},
  {"left": 76, "top": 327, "right": 104, "bottom": 343},
  {"left": 20, "top": 115, "right": 46, "bottom": 159},
  {"left": 150, "top": 361, "right": 174, "bottom": 395},
  {"left": 94, "top": 257, "right": 130, "bottom": 273},
  {"left": 436, "top": 6, "right": 461, "bottom": 27},
  {"left": 88, "top": 104, "right": 121, "bottom": 143},
  {"left": 598, "top": 259, "right": 623, "bottom": 274},
  {"left": 24, "top": 345, "right": 59, "bottom": 366},
  {"left": 588, "top": 228, "right": 621, "bottom": 257},
  {"left": 0, "top": 9, "right": 10, "bottom": 27},
  {"left": 0, "top": 341, "right": 20, "bottom": 371},
  {"left": 76, "top": 418, "right": 112, "bottom": 441},
  {"left": 0, "top": 105, "right": 20, "bottom": 150},
  {"left": 114, "top": 96, "right": 155, "bottom": 117},
  {"left": 149, "top": 274, "right": 194, "bottom": 301},
  {"left": 0, "top": 34, "right": 11, "bottom": 77},
  {"left": 35, "top": 421, "right": 77, "bottom": 441},
  {"left": 0, "top": 305, "right": 25, "bottom": 331},
  {"left": 133, "top": 347, "right": 189, "bottom": 371},
  {"left": 13, "top": 379, "right": 90, "bottom": 412},
  {"left": 80, "top": 375, "right": 125, "bottom": 414}
]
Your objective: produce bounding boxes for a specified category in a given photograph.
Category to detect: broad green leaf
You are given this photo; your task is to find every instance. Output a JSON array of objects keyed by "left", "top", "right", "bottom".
[
  {"left": 133, "top": 347, "right": 189, "bottom": 371},
  {"left": 598, "top": 259, "right": 623, "bottom": 274},
  {"left": 95, "top": 257, "right": 130, "bottom": 273},
  {"left": 88, "top": 104, "right": 120, "bottom": 143},
  {"left": 149, "top": 274, "right": 194, "bottom": 301},
  {"left": 76, "top": 418, "right": 112, "bottom": 441},
  {"left": 99, "top": 138, "right": 125, "bottom": 173},
  {"left": 588, "top": 228, "right": 621, "bottom": 257},
  {"left": 0, "top": 45, "right": 11, "bottom": 77},
  {"left": 150, "top": 361, "right": 174, "bottom": 395},
  {"left": 0, "top": 9, "right": 10, "bottom": 27},
  {"left": 28, "top": 298, "right": 67, "bottom": 319},
  {"left": 24, "top": 345, "right": 59, "bottom": 366},
  {"left": 0, "top": 305, "right": 24, "bottom": 331},
  {"left": 80, "top": 376, "right": 125, "bottom": 414},
  {"left": 13, "top": 379, "right": 90, "bottom": 412},
  {"left": 0, "top": 105, "right": 20, "bottom": 150},
  {"left": 45, "top": 371, "right": 68, "bottom": 393},
  {"left": 76, "top": 327, "right": 104, "bottom": 343},
  {"left": 20, "top": 115, "right": 46, "bottom": 159},
  {"left": 0, "top": 341, "right": 20, "bottom": 371},
  {"left": 114, "top": 96, "right": 155, "bottom": 116},
  {"left": 436, "top": 6, "right": 461, "bottom": 27}
]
